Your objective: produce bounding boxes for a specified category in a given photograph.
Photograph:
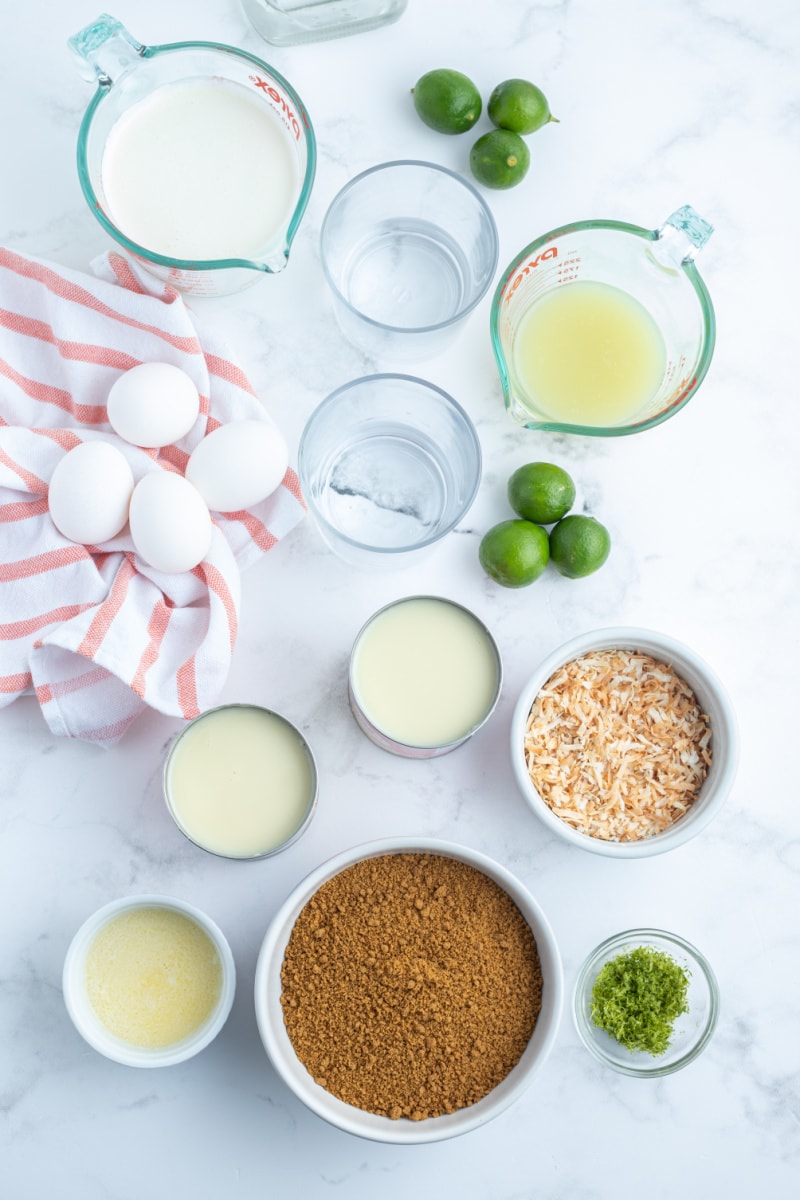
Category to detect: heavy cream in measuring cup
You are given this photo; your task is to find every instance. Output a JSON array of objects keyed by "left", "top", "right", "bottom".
[{"left": 101, "top": 78, "right": 299, "bottom": 261}]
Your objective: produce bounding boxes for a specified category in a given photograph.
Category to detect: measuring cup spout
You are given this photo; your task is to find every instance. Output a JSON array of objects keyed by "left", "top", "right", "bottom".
[
  {"left": 651, "top": 205, "right": 714, "bottom": 269},
  {"left": 68, "top": 14, "right": 145, "bottom": 87},
  {"left": 262, "top": 245, "right": 290, "bottom": 274}
]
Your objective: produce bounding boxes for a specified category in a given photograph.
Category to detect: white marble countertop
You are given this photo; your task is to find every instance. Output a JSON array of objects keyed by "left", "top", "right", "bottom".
[{"left": 2, "top": 1, "right": 799, "bottom": 1197}]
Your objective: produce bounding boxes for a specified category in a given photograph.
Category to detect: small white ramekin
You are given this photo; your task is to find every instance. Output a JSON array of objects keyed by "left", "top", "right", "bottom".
[{"left": 63, "top": 894, "right": 236, "bottom": 1067}]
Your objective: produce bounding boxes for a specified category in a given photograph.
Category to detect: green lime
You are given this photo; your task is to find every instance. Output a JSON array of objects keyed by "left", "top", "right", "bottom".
[
  {"left": 412, "top": 69, "right": 482, "bottom": 134},
  {"left": 549, "top": 515, "right": 611, "bottom": 578},
  {"left": 469, "top": 129, "right": 530, "bottom": 189},
  {"left": 487, "top": 78, "right": 558, "bottom": 135},
  {"left": 478, "top": 519, "right": 550, "bottom": 588},
  {"left": 507, "top": 462, "right": 576, "bottom": 525}
]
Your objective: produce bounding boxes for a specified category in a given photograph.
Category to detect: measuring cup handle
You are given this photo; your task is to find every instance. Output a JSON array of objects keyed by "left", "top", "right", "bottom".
[
  {"left": 68, "top": 13, "right": 146, "bottom": 86},
  {"left": 655, "top": 205, "right": 715, "bottom": 266}
]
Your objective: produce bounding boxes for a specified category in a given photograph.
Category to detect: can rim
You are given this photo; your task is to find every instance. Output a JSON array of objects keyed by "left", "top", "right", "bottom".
[
  {"left": 162, "top": 703, "right": 319, "bottom": 860},
  {"left": 348, "top": 595, "right": 503, "bottom": 756}
]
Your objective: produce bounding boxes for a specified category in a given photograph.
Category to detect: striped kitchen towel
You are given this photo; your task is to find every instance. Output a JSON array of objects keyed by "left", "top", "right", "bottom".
[{"left": 0, "top": 246, "right": 305, "bottom": 747}]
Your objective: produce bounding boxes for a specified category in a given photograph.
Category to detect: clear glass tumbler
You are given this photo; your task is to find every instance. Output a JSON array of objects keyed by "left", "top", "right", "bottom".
[
  {"left": 297, "top": 374, "right": 482, "bottom": 569},
  {"left": 320, "top": 161, "right": 499, "bottom": 363}
]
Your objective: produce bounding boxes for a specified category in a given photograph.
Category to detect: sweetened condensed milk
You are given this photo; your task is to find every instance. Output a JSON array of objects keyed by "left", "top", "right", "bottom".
[
  {"left": 164, "top": 705, "right": 317, "bottom": 858},
  {"left": 349, "top": 597, "right": 501, "bottom": 755}
]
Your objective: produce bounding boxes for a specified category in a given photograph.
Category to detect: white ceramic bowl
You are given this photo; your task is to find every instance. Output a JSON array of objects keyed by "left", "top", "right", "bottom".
[
  {"left": 63, "top": 894, "right": 236, "bottom": 1067},
  {"left": 254, "top": 837, "right": 563, "bottom": 1143},
  {"left": 510, "top": 627, "right": 739, "bottom": 858}
]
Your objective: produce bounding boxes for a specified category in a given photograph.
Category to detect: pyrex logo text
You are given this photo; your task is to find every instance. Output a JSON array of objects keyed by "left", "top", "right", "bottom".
[
  {"left": 250, "top": 75, "right": 302, "bottom": 140},
  {"left": 504, "top": 246, "right": 558, "bottom": 302}
]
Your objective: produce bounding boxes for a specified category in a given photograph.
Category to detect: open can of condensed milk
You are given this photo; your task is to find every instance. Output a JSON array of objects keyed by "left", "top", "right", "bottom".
[
  {"left": 348, "top": 596, "right": 503, "bottom": 758},
  {"left": 163, "top": 704, "right": 318, "bottom": 859}
]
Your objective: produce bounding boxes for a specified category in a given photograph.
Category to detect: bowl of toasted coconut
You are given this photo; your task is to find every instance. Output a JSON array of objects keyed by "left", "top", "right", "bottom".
[{"left": 510, "top": 627, "right": 738, "bottom": 857}]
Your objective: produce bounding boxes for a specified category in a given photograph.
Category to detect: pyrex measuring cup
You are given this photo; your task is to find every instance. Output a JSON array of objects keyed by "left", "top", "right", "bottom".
[
  {"left": 69, "top": 14, "right": 316, "bottom": 297},
  {"left": 491, "top": 206, "right": 716, "bottom": 435}
]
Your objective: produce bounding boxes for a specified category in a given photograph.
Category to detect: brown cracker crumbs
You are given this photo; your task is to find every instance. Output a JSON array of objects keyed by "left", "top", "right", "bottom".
[
  {"left": 280, "top": 853, "right": 542, "bottom": 1120},
  {"left": 524, "top": 649, "right": 712, "bottom": 842}
]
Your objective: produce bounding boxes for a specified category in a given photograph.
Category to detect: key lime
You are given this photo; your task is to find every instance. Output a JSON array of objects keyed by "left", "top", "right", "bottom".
[
  {"left": 469, "top": 129, "right": 530, "bottom": 189},
  {"left": 507, "top": 462, "right": 576, "bottom": 525},
  {"left": 487, "top": 78, "right": 558, "bottom": 135},
  {"left": 412, "top": 69, "right": 482, "bottom": 134},
  {"left": 549, "top": 515, "right": 611, "bottom": 578},
  {"left": 479, "top": 519, "right": 550, "bottom": 587}
]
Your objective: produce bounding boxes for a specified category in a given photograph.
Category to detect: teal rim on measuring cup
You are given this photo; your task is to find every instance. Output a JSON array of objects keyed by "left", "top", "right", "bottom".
[
  {"left": 490, "top": 206, "right": 716, "bottom": 437},
  {"left": 69, "top": 14, "right": 317, "bottom": 296}
]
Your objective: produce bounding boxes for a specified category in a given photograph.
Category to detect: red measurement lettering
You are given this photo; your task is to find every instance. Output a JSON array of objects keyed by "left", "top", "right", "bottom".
[
  {"left": 250, "top": 75, "right": 301, "bottom": 140},
  {"left": 504, "top": 246, "right": 558, "bottom": 302}
]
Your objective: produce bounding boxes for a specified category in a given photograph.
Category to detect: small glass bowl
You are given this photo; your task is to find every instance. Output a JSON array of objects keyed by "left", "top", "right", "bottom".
[{"left": 573, "top": 928, "right": 719, "bottom": 1077}]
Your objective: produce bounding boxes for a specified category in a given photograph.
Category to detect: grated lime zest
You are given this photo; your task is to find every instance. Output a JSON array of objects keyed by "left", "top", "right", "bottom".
[{"left": 590, "top": 945, "right": 690, "bottom": 1056}]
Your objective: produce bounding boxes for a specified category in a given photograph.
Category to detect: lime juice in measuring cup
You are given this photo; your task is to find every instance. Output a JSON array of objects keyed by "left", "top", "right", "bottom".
[
  {"left": 490, "top": 207, "right": 716, "bottom": 436},
  {"left": 69, "top": 14, "right": 316, "bottom": 296}
]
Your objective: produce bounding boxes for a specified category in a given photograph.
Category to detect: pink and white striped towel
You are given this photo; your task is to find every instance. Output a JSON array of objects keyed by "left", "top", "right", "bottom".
[{"left": 0, "top": 246, "right": 305, "bottom": 747}]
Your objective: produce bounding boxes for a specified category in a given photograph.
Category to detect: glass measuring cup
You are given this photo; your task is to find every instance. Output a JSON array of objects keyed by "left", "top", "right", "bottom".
[
  {"left": 69, "top": 14, "right": 316, "bottom": 297},
  {"left": 490, "top": 206, "right": 716, "bottom": 435}
]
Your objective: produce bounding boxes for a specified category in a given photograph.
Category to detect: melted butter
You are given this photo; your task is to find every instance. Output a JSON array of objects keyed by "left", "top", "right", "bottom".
[{"left": 85, "top": 906, "right": 222, "bottom": 1048}]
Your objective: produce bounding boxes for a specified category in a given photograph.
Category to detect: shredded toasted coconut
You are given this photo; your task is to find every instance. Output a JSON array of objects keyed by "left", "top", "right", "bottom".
[{"left": 524, "top": 649, "right": 712, "bottom": 842}]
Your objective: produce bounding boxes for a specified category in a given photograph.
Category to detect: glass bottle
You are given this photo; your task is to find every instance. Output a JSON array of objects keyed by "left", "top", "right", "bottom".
[{"left": 241, "top": 0, "right": 408, "bottom": 47}]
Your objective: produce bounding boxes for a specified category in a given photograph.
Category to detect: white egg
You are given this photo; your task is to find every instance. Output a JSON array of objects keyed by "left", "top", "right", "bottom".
[
  {"left": 107, "top": 362, "right": 200, "bottom": 448},
  {"left": 48, "top": 441, "right": 135, "bottom": 545},
  {"left": 129, "top": 471, "right": 213, "bottom": 574},
  {"left": 185, "top": 419, "right": 289, "bottom": 512}
]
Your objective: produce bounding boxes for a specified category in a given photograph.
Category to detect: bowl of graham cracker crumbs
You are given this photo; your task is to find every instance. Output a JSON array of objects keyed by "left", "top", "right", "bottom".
[
  {"left": 510, "top": 627, "right": 739, "bottom": 858},
  {"left": 254, "top": 837, "right": 563, "bottom": 1143}
]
